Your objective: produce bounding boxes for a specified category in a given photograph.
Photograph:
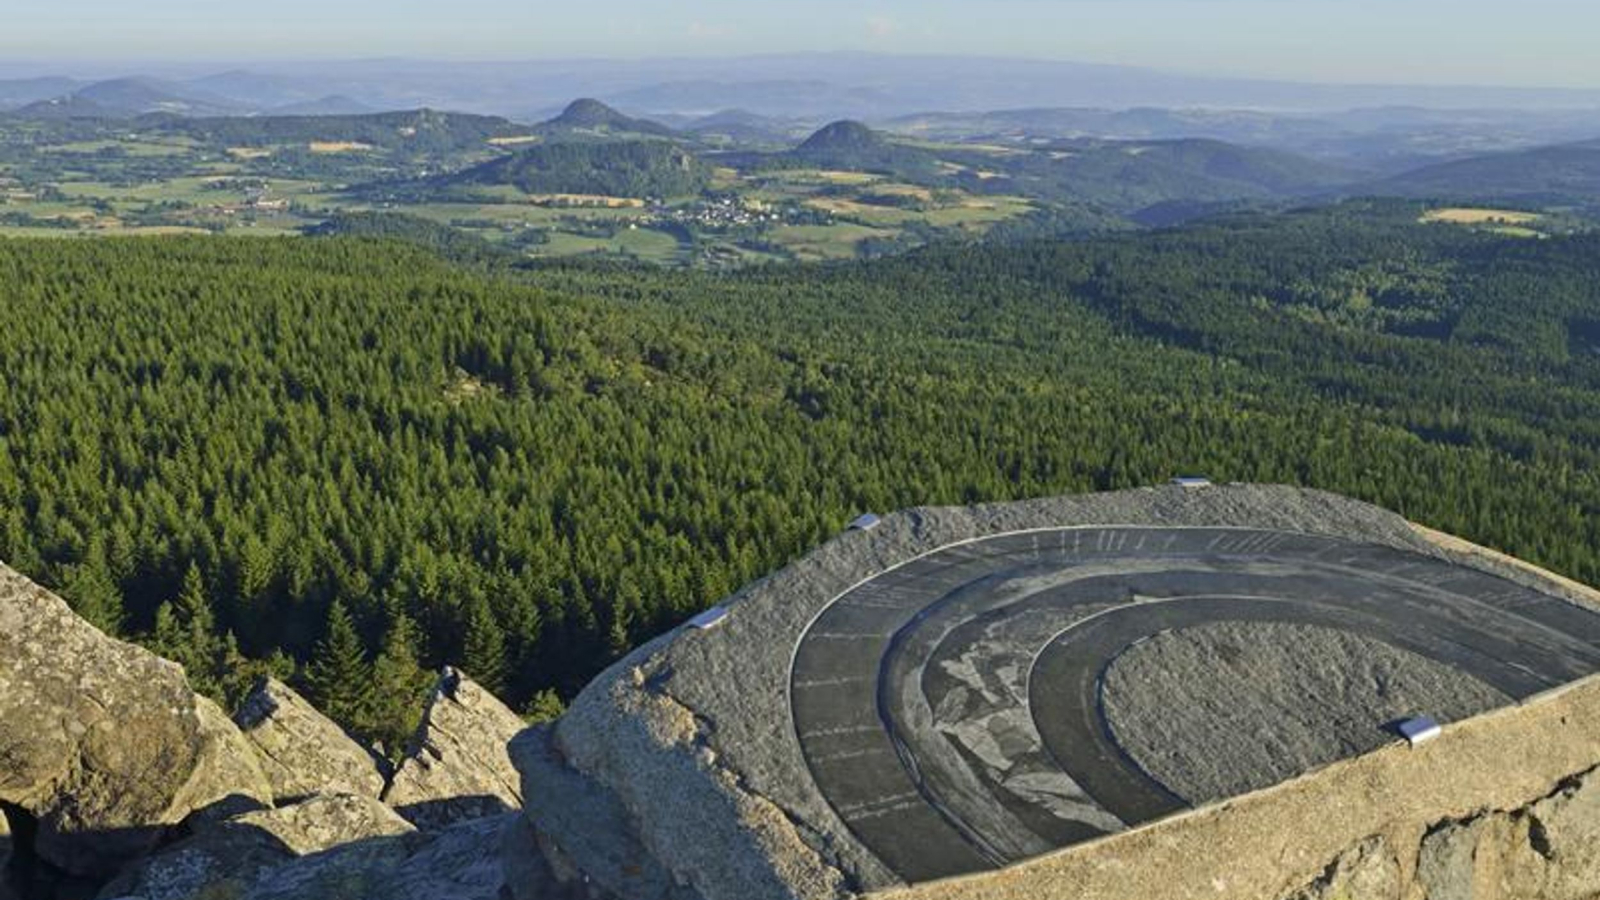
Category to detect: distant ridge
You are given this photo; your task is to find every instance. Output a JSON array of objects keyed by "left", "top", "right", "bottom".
[
  {"left": 14, "top": 77, "right": 243, "bottom": 119},
  {"left": 1373, "top": 139, "right": 1600, "bottom": 201},
  {"left": 266, "top": 95, "right": 376, "bottom": 117},
  {"left": 72, "top": 77, "right": 243, "bottom": 117},
  {"left": 0, "top": 76, "right": 81, "bottom": 111}
]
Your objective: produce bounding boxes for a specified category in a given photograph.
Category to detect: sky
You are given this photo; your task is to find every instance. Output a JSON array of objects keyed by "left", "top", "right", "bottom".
[{"left": 3, "top": 0, "right": 1597, "bottom": 88}]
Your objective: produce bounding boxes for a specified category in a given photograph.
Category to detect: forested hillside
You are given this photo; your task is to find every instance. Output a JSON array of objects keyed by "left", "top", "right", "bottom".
[
  {"left": 2, "top": 201, "right": 1599, "bottom": 746},
  {"left": 449, "top": 140, "right": 711, "bottom": 198}
]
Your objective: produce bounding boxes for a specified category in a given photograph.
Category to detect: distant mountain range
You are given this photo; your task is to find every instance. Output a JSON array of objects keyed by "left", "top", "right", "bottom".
[
  {"left": 0, "top": 73, "right": 394, "bottom": 119},
  {"left": 3, "top": 78, "right": 1597, "bottom": 218},
  {"left": 6, "top": 55, "right": 1600, "bottom": 121}
]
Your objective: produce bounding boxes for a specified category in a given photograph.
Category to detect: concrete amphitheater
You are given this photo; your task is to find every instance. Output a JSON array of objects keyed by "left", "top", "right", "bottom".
[{"left": 517, "top": 484, "right": 1600, "bottom": 900}]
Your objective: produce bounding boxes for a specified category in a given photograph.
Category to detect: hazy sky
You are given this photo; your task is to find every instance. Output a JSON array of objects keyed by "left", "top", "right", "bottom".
[{"left": 5, "top": 0, "right": 1596, "bottom": 87}]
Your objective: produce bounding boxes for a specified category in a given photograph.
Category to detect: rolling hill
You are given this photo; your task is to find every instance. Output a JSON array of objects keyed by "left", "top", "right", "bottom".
[
  {"left": 943, "top": 138, "right": 1357, "bottom": 214},
  {"left": 448, "top": 139, "right": 710, "bottom": 198},
  {"left": 0, "top": 77, "right": 81, "bottom": 111},
  {"left": 68, "top": 77, "right": 244, "bottom": 117},
  {"left": 265, "top": 95, "right": 377, "bottom": 117},
  {"left": 154, "top": 108, "right": 526, "bottom": 152},
  {"left": 1373, "top": 139, "right": 1600, "bottom": 203},
  {"left": 784, "top": 119, "right": 945, "bottom": 177},
  {"left": 681, "top": 108, "right": 812, "bottom": 145},
  {"left": 536, "top": 98, "right": 676, "bottom": 140}
]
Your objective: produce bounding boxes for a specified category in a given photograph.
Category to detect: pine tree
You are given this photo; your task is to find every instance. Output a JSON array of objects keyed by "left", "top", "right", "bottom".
[
  {"left": 303, "top": 600, "right": 376, "bottom": 736},
  {"left": 461, "top": 597, "right": 507, "bottom": 696},
  {"left": 523, "top": 688, "right": 566, "bottom": 724},
  {"left": 61, "top": 545, "right": 124, "bottom": 636},
  {"left": 175, "top": 563, "right": 217, "bottom": 648},
  {"left": 370, "top": 603, "right": 433, "bottom": 756}
]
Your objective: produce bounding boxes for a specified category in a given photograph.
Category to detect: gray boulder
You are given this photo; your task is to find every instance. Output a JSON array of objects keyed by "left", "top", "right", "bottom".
[
  {"left": 100, "top": 793, "right": 418, "bottom": 900},
  {"left": 384, "top": 668, "right": 526, "bottom": 829},
  {"left": 108, "top": 804, "right": 545, "bottom": 900},
  {"left": 510, "top": 724, "right": 700, "bottom": 900},
  {"left": 234, "top": 677, "right": 387, "bottom": 803},
  {"left": 374, "top": 813, "right": 522, "bottom": 900},
  {"left": 0, "top": 562, "right": 272, "bottom": 879}
]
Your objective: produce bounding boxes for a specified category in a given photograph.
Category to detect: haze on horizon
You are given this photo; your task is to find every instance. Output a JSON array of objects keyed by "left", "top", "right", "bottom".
[{"left": 4, "top": 0, "right": 1597, "bottom": 90}]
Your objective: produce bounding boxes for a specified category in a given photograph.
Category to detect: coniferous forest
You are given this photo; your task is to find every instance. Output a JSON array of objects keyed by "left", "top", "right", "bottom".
[{"left": 3, "top": 199, "right": 1600, "bottom": 747}]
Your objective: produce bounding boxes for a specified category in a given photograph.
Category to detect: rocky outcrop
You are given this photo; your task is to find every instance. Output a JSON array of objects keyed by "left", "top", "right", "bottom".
[
  {"left": 511, "top": 724, "right": 701, "bottom": 900},
  {"left": 1415, "top": 767, "right": 1600, "bottom": 900},
  {"left": 102, "top": 793, "right": 418, "bottom": 900},
  {"left": 1272, "top": 767, "right": 1600, "bottom": 900},
  {"left": 0, "top": 561, "right": 557, "bottom": 900},
  {"left": 377, "top": 813, "right": 528, "bottom": 900},
  {"left": 0, "top": 562, "right": 272, "bottom": 879},
  {"left": 384, "top": 667, "right": 526, "bottom": 830},
  {"left": 106, "top": 800, "right": 547, "bottom": 900},
  {"left": 234, "top": 677, "right": 387, "bottom": 803}
]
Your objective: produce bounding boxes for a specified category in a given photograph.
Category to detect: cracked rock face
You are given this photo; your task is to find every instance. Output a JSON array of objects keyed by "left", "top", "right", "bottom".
[
  {"left": 1274, "top": 766, "right": 1600, "bottom": 900},
  {"left": 239, "top": 812, "right": 526, "bottom": 900},
  {"left": 1282, "top": 837, "right": 1401, "bottom": 900},
  {"left": 234, "top": 677, "right": 387, "bottom": 803},
  {"left": 384, "top": 668, "right": 526, "bottom": 830},
  {"left": 1416, "top": 767, "right": 1600, "bottom": 900},
  {"left": 0, "top": 562, "right": 272, "bottom": 879}
]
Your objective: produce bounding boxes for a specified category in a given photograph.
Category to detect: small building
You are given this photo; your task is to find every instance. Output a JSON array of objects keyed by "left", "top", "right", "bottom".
[
  {"left": 1397, "top": 715, "right": 1442, "bottom": 746},
  {"left": 848, "top": 513, "right": 882, "bottom": 532},
  {"left": 687, "top": 605, "right": 730, "bottom": 630},
  {"left": 1170, "top": 476, "right": 1213, "bottom": 488}
]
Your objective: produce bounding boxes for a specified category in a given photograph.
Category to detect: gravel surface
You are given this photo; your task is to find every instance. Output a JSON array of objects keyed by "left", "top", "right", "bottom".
[{"left": 1102, "top": 621, "right": 1510, "bottom": 803}]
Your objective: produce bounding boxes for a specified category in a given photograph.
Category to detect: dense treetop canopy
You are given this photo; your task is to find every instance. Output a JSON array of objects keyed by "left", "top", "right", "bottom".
[{"left": 1, "top": 200, "right": 1597, "bottom": 742}]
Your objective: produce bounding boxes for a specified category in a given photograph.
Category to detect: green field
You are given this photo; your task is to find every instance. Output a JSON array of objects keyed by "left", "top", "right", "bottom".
[{"left": 769, "top": 223, "right": 897, "bottom": 260}]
